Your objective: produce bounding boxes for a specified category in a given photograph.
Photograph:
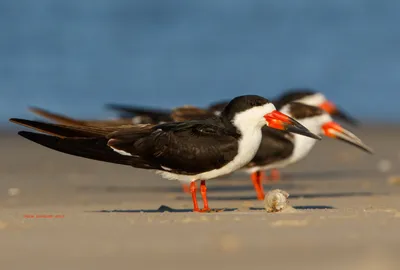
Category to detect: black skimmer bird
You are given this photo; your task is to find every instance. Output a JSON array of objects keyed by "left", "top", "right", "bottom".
[
  {"left": 105, "top": 88, "right": 359, "bottom": 127},
  {"left": 242, "top": 102, "right": 372, "bottom": 200},
  {"left": 140, "top": 89, "right": 360, "bottom": 184},
  {"left": 10, "top": 95, "right": 320, "bottom": 212},
  {"left": 273, "top": 89, "right": 359, "bottom": 126}
]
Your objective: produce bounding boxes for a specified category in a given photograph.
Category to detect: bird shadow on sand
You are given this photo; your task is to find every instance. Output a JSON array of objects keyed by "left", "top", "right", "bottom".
[
  {"left": 89, "top": 205, "right": 335, "bottom": 213},
  {"left": 89, "top": 205, "right": 237, "bottom": 213},
  {"left": 76, "top": 168, "right": 380, "bottom": 196},
  {"left": 175, "top": 191, "right": 383, "bottom": 201}
]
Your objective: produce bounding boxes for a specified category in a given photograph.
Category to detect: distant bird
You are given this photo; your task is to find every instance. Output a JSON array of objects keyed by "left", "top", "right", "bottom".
[
  {"left": 241, "top": 102, "right": 372, "bottom": 200},
  {"left": 104, "top": 88, "right": 358, "bottom": 181},
  {"left": 105, "top": 88, "right": 359, "bottom": 127},
  {"left": 170, "top": 101, "right": 371, "bottom": 200},
  {"left": 11, "top": 95, "right": 320, "bottom": 212}
]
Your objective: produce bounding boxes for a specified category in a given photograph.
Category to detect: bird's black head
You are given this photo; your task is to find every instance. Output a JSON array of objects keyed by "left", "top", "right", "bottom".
[
  {"left": 274, "top": 88, "right": 317, "bottom": 110},
  {"left": 274, "top": 88, "right": 359, "bottom": 126},
  {"left": 220, "top": 95, "right": 271, "bottom": 121},
  {"left": 220, "top": 95, "right": 321, "bottom": 140},
  {"left": 287, "top": 102, "right": 326, "bottom": 120}
]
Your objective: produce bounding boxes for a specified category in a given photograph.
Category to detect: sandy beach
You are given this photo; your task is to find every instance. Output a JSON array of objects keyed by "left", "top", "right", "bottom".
[{"left": 1, "top": 125, "right": 400, "bottom": 270}]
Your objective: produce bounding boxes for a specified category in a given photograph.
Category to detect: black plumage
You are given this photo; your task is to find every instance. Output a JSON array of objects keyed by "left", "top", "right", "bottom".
[
  {"left": 13, "top": 119, "right": 240, "bottom": 175},
  {"left": 245, "top": 128, "right": 294, "bottom": 168},
  {"left": 104, "top": 89, "right": 320, "bottom": 124},
  {"left": 12, "top": 95, "right": 275, "bottom": 176},
  {"left": 273, "top": 89, "right": 316, "bottom": 110}
]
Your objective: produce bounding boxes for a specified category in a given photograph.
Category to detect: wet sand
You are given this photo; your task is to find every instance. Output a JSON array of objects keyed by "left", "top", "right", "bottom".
[{"left": 1, "top": 125, "right": 400, "bottom": 270}]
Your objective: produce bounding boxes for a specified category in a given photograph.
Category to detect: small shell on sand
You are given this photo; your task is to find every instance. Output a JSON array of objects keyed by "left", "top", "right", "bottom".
[
  {"left": 8, "top": 188, "right": 20, "bottom": 196},
  {"left": 264, "top": 189, "right": 290, "bottom": 213},
  {"left": 377, "top": 160, "right": 392, "bottom": 173},
  {"left": 387, "top": 175, "right": 400, "bottom": 185}
]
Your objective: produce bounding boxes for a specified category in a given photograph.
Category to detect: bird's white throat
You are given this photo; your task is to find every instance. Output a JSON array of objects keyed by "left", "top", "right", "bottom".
[
  {"left": 279, "top": 106, "right": 332, "bottom": 167},
  {"left": 295, "top": 93, "right": 327, "bottom": 107}
]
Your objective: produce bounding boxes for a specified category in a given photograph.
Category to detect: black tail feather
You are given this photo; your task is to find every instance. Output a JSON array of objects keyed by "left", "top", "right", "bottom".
[
  {"left": 18, "top": 131, "right": 133, "bottom": 166},
  {"left": 18, "top": 131, "right": 158, "bottom": 169}
]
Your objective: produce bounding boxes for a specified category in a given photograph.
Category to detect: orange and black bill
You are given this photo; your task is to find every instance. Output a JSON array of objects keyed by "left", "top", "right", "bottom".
[
  {"left": 322, "top": 121, "right": 373, "bottom": 154},
  {"left": 265, "top": 110, "right": 322, "bottom": 140}
]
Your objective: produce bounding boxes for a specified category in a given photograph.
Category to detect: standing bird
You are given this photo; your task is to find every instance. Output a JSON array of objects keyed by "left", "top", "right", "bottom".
[
  {"left": 10, "top": 95, "right": 320, "bottom": 212},
  {"left": 242, "top": 102, "right": 372, "bottom": 200},
  {"left": 272, "top": 89, "right": 359, "bottom": 126},
  {"left": 160, "top": 89, "right": 360, "bottom": 182}
]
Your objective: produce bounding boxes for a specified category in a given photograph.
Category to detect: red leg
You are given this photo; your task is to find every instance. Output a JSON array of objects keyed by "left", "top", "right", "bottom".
[
  {"left": 200, "top": 180, "right": 210, "bottom": 212},
  {"left": 270, "top": 169, "right": 281, "bottom": 181},
  {"left": 182, "top": 184, "right": 190, "bottom": 194},
  {"left": 258, "top": 171, "right": 265, "bottom": 195},
  {"left": 190, "top": 182, "right": 200, "bottom": 212},
  {"left": 251, "top": 171, "right": 265, "bottom": 200}
]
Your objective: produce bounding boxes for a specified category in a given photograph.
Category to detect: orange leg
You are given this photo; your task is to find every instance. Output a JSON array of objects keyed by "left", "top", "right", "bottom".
[
  {"left": 270, "top": 169, "right": 281, "bottom": 181},
  {"left": 200, "top": 180, "right": 210, "bottom": 212},
  {"left": 251, "top": 171, "right": 265, "bottom": 200},
  {"left": 190, "top": 182, "right": 200, "bottom": 212},
  {"left": 182, "top": 184, "right": 190, "bottom": 194}
]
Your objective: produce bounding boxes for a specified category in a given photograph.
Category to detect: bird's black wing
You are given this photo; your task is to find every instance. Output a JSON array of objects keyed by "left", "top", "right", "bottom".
[
  {"left": 108, "top": 121, "right": 240, "bottom": 175},
  {"left": 13, "top": 118, "right": 240, "bottom": 174},
  {"left": 17, "top": 131, "right": 157, "bottom": 169}
]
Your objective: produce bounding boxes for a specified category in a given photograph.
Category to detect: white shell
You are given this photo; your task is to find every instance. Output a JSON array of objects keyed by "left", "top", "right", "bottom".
[
  {"left": 264, "top": 189, "right": 290, "bottom": 213},
  {"left": 377, "top": 159, "right": 392, "bottom": 173},
  {"left": 8, "top": 188, "right": 20, "bottom": 196}
]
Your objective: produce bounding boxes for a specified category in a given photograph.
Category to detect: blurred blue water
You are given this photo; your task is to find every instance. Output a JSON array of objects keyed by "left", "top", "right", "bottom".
[{"left": 1, "top": 0, "right": 400, "bottom": 125}]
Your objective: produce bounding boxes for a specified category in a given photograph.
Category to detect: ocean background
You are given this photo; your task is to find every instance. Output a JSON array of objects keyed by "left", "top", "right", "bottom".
[{"left": 1, "top": 0, "right": 400, "bottom": 126}]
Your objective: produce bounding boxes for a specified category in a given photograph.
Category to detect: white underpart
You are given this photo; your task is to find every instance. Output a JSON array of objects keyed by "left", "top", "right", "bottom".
[
  {"left": 157, "top": 103, "right": 277, "bottom": 183},
  {"left": 111, "top": 148, "right": 132, "bottom": 156},
  {"left": 161, "top": 166, "right": 172, "bottom": 171},
  {"left": 245, "top": 105, "right": 332, "bottom": 174},
  {"left": 295, "top": 93, "right": 327, "bottom": 107}
]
